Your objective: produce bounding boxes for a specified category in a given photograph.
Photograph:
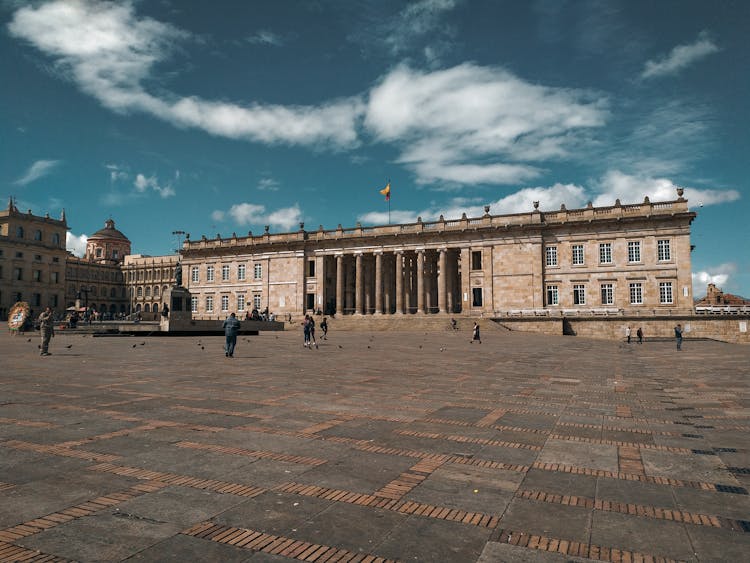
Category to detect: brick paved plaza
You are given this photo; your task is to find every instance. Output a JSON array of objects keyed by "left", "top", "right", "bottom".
[{"left": 1, "top": 325, "right": 749, "bottom": 562}]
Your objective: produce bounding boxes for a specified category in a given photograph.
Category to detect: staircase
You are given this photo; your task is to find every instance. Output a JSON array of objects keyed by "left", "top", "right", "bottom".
[{"left": 300, "top": 315, "right": 507, "bottom": 333}]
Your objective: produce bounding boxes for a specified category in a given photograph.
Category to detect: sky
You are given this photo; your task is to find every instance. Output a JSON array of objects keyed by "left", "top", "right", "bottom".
[{"left": 1, "top": 0, "right": 748, "bottom": 298}]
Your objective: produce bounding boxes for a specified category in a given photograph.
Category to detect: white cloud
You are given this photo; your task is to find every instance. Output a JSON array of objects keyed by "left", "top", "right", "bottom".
[
  {"left": 384, "top": 0, "right": 458, "bottom": 56},
  {"left": 106, "top": 163, "right": 128, "bottom": 182},
  {"left": 365, "top": 63, "right": 608, "bottom": 185},
  {"left": 8, "top": 1, "right": 363, "bottom": 149},
  {"left": 245, "top": 30, "right": 283, "bottom": 46},
  {"left": 641, "top": 31, "right": 720, "bottom": 79},
  {"left": 133, "top": 173, "right": 175, "bottom": 198},
  {"left": 257, "top": 177, "right": 280, "bottom": 191},
  {"left": 66, "top": 231, "right": 87, "bottom": 257},
  {"left": 692, "top": 263, "right": 737, "bottom": 295},
  {"left": 215, "top": 202, "right": 302, "bottom": 231},
  {"left": 13, "top": 159, "right": 61, "bottom": 185},
  {"left": 592, "top": 170, "right": 740, "bottom": 208}
]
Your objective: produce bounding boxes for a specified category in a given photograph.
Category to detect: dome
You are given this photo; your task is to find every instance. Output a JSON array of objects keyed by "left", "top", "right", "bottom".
[{"left": 89, "top": 219, "right": 130, "bottom": 241}]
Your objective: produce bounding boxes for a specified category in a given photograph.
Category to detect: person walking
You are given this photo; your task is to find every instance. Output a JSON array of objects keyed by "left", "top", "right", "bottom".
[
  {"left": 470, "top": 322, "right": 481, "bottom": 344},
  {"left": 302, "top": 315, "right": 312, "bottom": 348},
  {"left": 625, "top": 326, "right": 631, "bottom": 344},
  {"left": 222, "top": 312, "right": 241, "bottom": 357},
  {"left": 320, "top": 317, "right": 328, "bottom": 340},
  {"left": 674, "top": 324, "right": 683, "bottom": 351},
  {"left": 309, "top": 316, "right": 319, "bottom": 349},
  {"left": 38, "top": 306, "right": 55, "bottom": 356},
  {"left": 636, "top": 327, "right": 643, "bottom": 344}
]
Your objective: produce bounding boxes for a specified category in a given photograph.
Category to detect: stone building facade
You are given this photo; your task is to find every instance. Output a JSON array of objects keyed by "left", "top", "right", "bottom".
[
  {"left": 0, "top": 199, "right": 68, "bottom": 319},
  {"left": 181, "top": 193, "right": 695, "bottom": 320},
  {"left": 122, "top": 254, "right": 179, "bottom": 319}
]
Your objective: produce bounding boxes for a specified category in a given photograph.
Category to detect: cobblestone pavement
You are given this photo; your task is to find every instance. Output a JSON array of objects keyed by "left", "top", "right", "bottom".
[{"left": 1, "top": 327, "right": 749, "bottom": 562}]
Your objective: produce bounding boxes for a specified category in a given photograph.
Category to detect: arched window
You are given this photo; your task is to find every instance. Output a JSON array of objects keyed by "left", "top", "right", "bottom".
[
  {"left": 34, "top": 230, "right": 42, "bottom": 241},
  {"left": 144, "top": 304, "right": 151, "bottom": 313},
  {"left": 137, "top": 286, "right": 143, "bottom": 297},
  {"left": 101, "top": 286, "right": 107, "bottom": 296},
  {"left": 16, "top": 226, "right": 24, "bottom": 238},
  {"left": 135, "top": 304, "right": 141, "bottom": 312},
  {"left": 110, "top": 288, "right": 116, "bottom": 298},
  {"left": 154, "top": 286, "right": 160, "bottom": 297},
  {"left": 145, "top": 286, "right": 151, "bottom": 297},
  {"left": 51, "top": 233, "right": 60, "bottom": 245}
]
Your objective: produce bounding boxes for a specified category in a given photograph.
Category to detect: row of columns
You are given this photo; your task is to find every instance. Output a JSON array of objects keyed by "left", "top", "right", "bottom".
[{"left": 331, "top": 249, "right": 461, "bottom": 315}]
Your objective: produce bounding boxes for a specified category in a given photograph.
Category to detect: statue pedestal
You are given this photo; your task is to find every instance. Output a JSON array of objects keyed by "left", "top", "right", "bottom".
[{"left": 160, "top": 285, "right": 192, "bottom": 331}]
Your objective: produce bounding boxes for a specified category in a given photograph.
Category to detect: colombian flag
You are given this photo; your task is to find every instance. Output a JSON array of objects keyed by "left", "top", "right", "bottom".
[{"left": 379, "top": 182, "right": 391, "bottom": 201}]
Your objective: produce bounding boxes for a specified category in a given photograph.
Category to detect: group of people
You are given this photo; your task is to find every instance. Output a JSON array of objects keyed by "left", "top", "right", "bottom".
[
  {"left": 301, "top": 315, "right": 329, "bottom": 348},
  {"left": 625, "top": 326, "right": 644, "bottom": 344}
]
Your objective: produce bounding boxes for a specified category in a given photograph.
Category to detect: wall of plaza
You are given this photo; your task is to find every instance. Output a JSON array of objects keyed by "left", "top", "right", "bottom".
[{"left": 179, "top": 196, "right": 695, "bottom": 320}]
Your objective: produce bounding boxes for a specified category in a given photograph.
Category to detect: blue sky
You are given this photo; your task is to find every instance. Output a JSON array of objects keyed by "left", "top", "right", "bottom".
[{"left": 2, "top": 0, "right": 747, "bottom": 297}]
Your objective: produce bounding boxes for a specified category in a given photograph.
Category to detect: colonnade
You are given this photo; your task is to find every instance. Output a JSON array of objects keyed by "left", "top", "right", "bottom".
[{"left": 325, "top": 249, "right": 463, "bottom": 315}]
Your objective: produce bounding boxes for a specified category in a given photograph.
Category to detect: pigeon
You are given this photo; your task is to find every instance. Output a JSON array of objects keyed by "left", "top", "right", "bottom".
[
  {"left": 132, "top": 344, "right": 137, "bottom": 348},
  {"left": 66, "top": 344, "right": 73, "bottom": 349},
  {"left": 338, "top": 345, "right": 343, "bottom": 349},
  {"left": 367, "top": 345, "right": 371, "bottom": 349},
  {"left": 27, "top": 338, "right": 31, "bottom": 342},
  {"left": 201, "top": 346, "right": 205, "bottom": 350},
  {"left": 418, "top": 345, "right": 422, "bottom": 349},
  {"left": 139, "top": 342, "right": 145, "bottom": 346}
]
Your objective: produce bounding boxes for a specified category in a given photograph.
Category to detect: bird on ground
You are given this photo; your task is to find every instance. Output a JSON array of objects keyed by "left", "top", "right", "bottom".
[
  {"left": 66, "top": 344, "right": 73, "bottom": 349},
  {"left": 27, "top": 338, "right": 31, "bottom": 342},
  {"left": 140, "top": 342, "right": 145, "bottom": 346},
  {"left": 132, "top": 344, "right": 137, "bottom": 348}
]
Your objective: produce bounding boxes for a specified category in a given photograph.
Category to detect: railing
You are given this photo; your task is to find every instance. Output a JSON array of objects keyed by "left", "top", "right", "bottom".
[{"left": 182, "top": 198, "right": 691, "bottom": 251}]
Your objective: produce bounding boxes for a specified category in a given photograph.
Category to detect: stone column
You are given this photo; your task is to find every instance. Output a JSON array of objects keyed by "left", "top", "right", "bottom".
[
  {"left": 395, "top": 251, "right": 404, "bottom": 314},
  {"left": 438, "top": 248, "right": 447, "bottom": 313},
  {"left": 374, "top": 252, "right": 383, "bottom": 314},
  {"left": 355, "top": 253, "right": 364, "bottom": 315},
  {"left": 336, "top": 254, "right": 343, "bottom": 315},
  {"left": 417, "top": 250, "right": 425, "bottom": 314}
]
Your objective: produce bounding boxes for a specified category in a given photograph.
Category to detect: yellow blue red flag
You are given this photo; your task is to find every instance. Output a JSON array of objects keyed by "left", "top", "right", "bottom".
[{"left": 379, "top": 182, "right": 391, "bottom": 201}]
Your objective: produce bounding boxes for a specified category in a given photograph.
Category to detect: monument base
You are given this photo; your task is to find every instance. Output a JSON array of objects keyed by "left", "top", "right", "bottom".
[{"left": 160, "top": 285, "right": 192, "bottom": 331}]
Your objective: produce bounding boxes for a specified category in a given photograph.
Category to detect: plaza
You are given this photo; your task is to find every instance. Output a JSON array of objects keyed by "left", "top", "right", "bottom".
[{"left": 1, "top": 324, "right": 749, "bottom": 562}]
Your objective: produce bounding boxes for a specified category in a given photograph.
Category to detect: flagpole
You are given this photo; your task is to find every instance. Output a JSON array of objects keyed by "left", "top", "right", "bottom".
[{"left": 388, "top": 178, "right": 391, "bottom": 225}]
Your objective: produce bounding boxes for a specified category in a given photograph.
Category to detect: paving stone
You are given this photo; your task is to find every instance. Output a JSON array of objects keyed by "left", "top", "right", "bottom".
[
  {"left": 499, "top": 498, "right": 592, "bottom": 544},
  {"left": 685, "top": 524, "right": 750, "bottom": 563},
  {"left": 519, "top": 469, "right": 597, "bottom": 499},
  {"left": 590, "top": 510, "right": 696, "bottom": 562},
  {"left": 124, "top": 534, "right": 253, "bottom": 562},
  {"left": 537, "top": 440, "right": 618, "bottom": 473},
  {"left": 595, "top": 477, "right": 677, "bottom": 509},
  {"left": 478, "top": 542, "right": 595, "bottom": 562},
  {"left": 640, "top": 449, "right": 738, "bottom": 483}
]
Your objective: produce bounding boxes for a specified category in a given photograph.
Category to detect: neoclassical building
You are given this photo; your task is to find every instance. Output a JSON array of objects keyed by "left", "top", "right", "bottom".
[{"left": 181, "top": 192, "right": 695, "bottom": 320}]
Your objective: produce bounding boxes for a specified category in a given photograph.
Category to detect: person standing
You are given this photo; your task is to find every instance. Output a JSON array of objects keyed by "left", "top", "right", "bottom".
[
  {"left": 38, "top": 306, "right": 55, "bottom": 356},
  {"left": 320, "top": 317, "right": 328, "bottom": 340},
  {"left": 636, "top": 327, "right": 643, "bottom": 344},
  {"left": 625, "top": 326, "right": 631, "bottom": 344},
  {"left": 309, "top": 316, "right": 318, "bottom": 349},
  {"left": 674, "top": 324, "right": 683, "bottom": 351},
  {"left": 470, "top": 322, "right": 481, "bottom": 344},
  {"left": 222, "top": 312, "right": 241, "bottom": 357}
]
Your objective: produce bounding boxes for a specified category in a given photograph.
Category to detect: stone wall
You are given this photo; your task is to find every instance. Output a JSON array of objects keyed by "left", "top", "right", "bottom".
[{"left": 497, "top": 315, "right": 750, "bottom": 344}]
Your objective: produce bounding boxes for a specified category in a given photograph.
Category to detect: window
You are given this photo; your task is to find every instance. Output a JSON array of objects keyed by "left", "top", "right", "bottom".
[
  {"left": 307, "top": 260, "right": 315, "bottom": 277},
  {"left": 33, "top": 270, "right": 41, "bottom": 282},
  {"left": 659, "top": 282, "right": 674, "bottom": 304},
  {"left": 573, "top": 284, "right": 586, "bottom": 305},
  {"left": 137, "top": 287, "right": 143, "bottom": 297},
  {"left": 51, "top": 272, "right": 59, "bottom": 284},
  {"left": 221, "top": 264, "right": 230, "bottom": 281},
  {"left": 221, "top": 295, "right": 229, "bottom": 312},
  {"left": 600, "top": 283, "right": 614, "bottom": 305},
  {"left": 206, "top": 296, "right": 214, "bottom": 312},
  {"left": 471, "top": 251, "right": 482, "bottom": 270},
  {"left": 472, "top": 287, "right": 483, "bottom": 307},
  {"left": 546, "top": 285, "right": 559, "bottom": 306},
  {"left": 34, "top": 254, "right": 42, "bottom": 261},
  {"left": 51, "top": 233, "right": 60, "bottom": 246},
  {"left": 191, "top": 266, "right": 199, "bottom": 283},
  {"left": 33, "top": 230, "right": 42, "bottom": 241},
  {"left": 145, "top": 286, "right": 151, "bottom": 297},
  {"left": 96, "top": 248, "right": 103, "bottom": 257},
  {"left": 191, "top": 296, "right": 198, "bottom": 313},
  {"left": 52, "top": 257, "right": 59, "bottom": 263},
  {"left": 628, "top": 241, "right": 641, "bottom": 263},
  {"left": 629, "top": 283, "right": 643, "bottom": 305},
  {"left": 112, "top": 250, "right": 119, "bottom": 260},
  {"left": 50, "top": 295, "right": 58, "bottom": 307},
  {"left": 572, "top": 244, "right": 584, "bottom": 265},
  {"left": 599, "top": 243, "right": 612, "bottom": 264},
  {"left": 253, "top": 294, "right": 262, "bottom": 310},
  {"left": 207, "top": 265, "right": 215, "bottom": 281},
  {"left": 237, "top": 294, "right": 245, "bottom": 311},
  {"left": 15, "top": 251, "right": 23, "bottom": 258},
  {"left": 254, "top": 264, "right": 262, "bottom": 279},
  {"left": 657, "top": 239, "right": 671, "bottom": 261},
  {"left": 545, "top": 246, "right": 558, "bottom": 267},
  {"left": 16, "top": 226, "right": 24, "bottom": 238},
  {"left": 238, "top": 264, "right": 246, "bottom": 281},
  {"left": 33, "top": 293, "right": 41, "bottom": 306},
  {"left": 154, "top": 286, "right": 160, "bottom": 297}
]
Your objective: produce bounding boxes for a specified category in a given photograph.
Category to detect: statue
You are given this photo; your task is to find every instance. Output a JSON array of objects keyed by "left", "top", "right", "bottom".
[{"left": 175, "top": 261, "right": 182, "bottom": 286}]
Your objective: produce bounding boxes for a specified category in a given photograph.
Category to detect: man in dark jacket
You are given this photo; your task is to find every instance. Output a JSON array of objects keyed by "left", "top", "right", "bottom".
[{"left": 222, "top": 312, "right": 241, "bottom": 357}]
